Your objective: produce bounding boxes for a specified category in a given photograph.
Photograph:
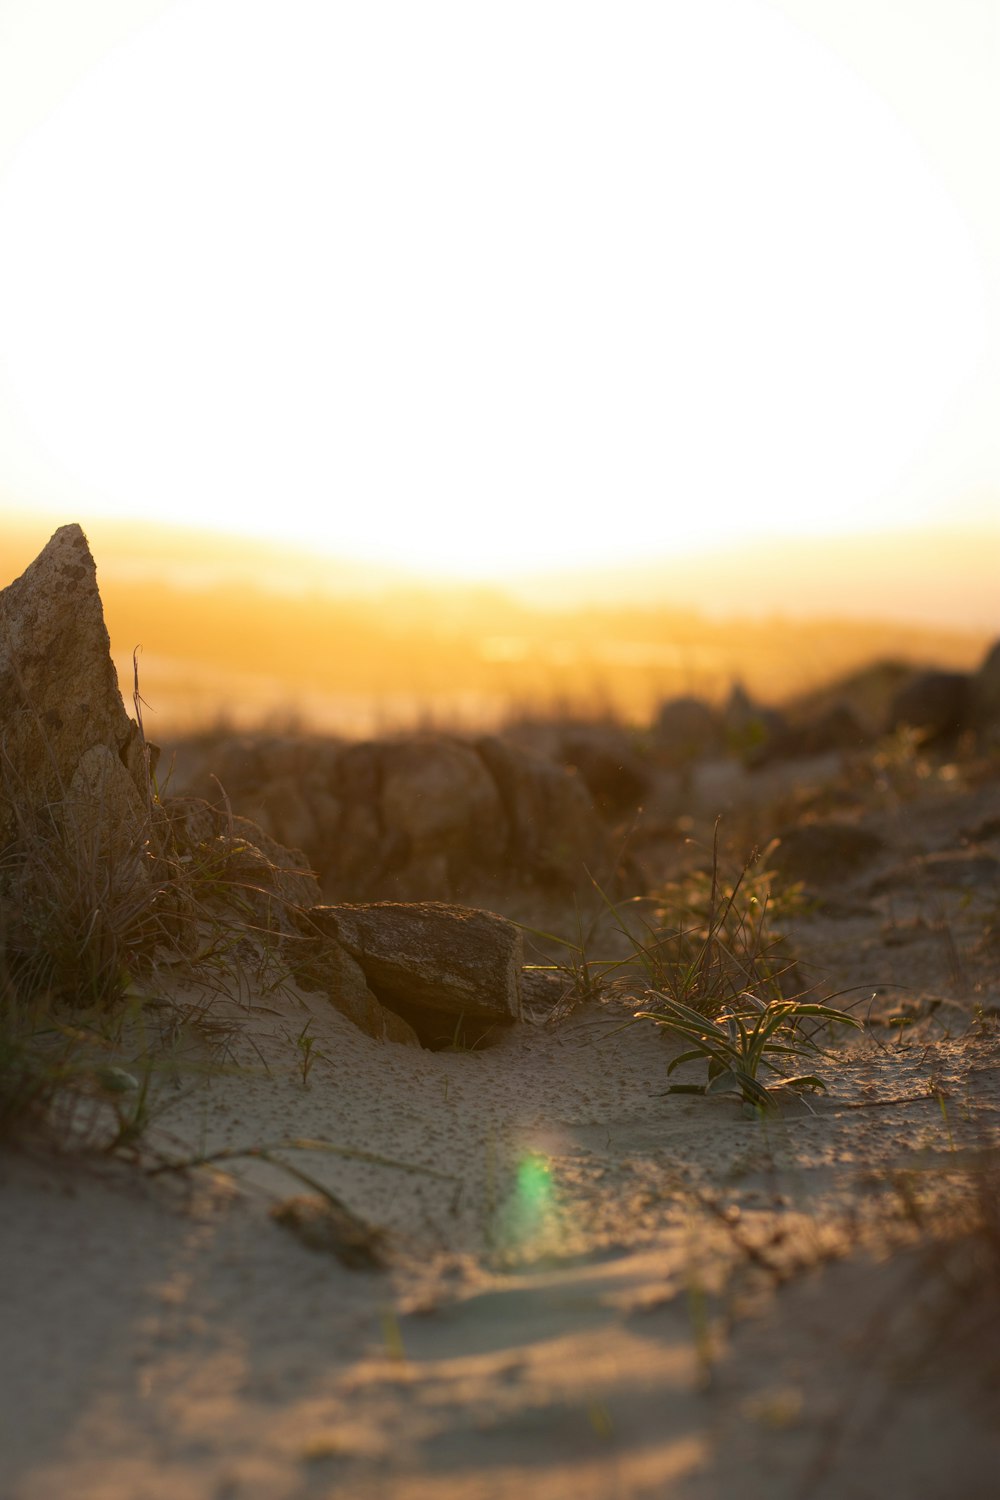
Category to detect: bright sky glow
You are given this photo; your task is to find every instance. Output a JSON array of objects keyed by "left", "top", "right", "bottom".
[{"left": 0, "top": 0, "right": 995, "bottom": 578}]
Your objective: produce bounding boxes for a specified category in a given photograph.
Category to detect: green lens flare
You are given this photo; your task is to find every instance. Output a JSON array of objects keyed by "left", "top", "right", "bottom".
[
  {"left": 499, "top": 1151, "right": 554, "bottom": 1245},
  {"left": 517, "top": 1152, "right": 553, "bottom": 1209},
  {"left": 493, "top": 1150, "right": 559, "bottom": 1253}
]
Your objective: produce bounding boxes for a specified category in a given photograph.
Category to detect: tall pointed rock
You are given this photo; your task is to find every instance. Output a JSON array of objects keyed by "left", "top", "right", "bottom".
[{"left": 0, "top": 524, "right": 146, "bottom": 847}]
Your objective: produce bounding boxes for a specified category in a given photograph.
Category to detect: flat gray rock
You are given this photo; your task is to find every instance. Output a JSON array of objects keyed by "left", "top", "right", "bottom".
[{"left": 309, "top": 902, "right": 523, "bottom": 1040}]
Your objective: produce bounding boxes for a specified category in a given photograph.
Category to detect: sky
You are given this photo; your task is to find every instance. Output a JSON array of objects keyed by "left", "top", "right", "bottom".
[{"left": 0, "top": 0, "right": 996, "bottom": 580}]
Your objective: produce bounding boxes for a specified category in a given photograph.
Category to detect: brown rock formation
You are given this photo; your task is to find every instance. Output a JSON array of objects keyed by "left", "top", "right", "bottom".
[
  {"left": 308, "top": 901, "right": 523, "bottom": 1047},
  {"left": 0, "top": 524, "right": 149, "bottom": 848}
]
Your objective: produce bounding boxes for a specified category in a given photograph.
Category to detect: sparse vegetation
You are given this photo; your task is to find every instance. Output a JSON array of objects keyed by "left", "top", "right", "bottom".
[
  {"left": 626, "top": 828, "right": 860, "bottom": 1106},
  {"left": 0, "top": 719, "right": 304, "bottom": 1148},
  {"left": 636, "top": 990, "right": 862, "bottom": 1109},
  {"left": 519, "top": 825, "right": 861, "bottom": 1109},
  {"left": 621, "top": 828, "right": 807, "bottom": 1012}
]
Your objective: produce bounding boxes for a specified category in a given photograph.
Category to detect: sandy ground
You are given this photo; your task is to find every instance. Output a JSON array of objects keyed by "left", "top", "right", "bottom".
[{"left": 3, "top": 753, "right": 1000, "bottom": 1499}]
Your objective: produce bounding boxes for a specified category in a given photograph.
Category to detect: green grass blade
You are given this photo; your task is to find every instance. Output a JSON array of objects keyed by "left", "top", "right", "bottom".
[
  {"left": 666, "top": 1048, "right": 709, "bottom": 1075},
  {"left": 766, "top": 1074, "right": 828, "bottom": 1094}
]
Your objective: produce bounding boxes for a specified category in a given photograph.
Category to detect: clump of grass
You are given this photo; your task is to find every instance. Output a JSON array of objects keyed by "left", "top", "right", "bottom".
[
  {"left": 295, "top": 1019, "right": 328, "bottom": 1085},
  {"left": 521, "top": 821, "right": 804, "bottom": 1013},
  {"left": 618, "top": 822, "right": 806, "bottom": 1016},
  {"left": 0, "top": 680, "right": 306, "bottom": 1148},
  {"left": 1, "top": 794, "right": 158, "bottom": 1010},
  {"left": 518, "top": 820, "right": 859, "bottom": 1107},
  {"left": 519, "top": 894, "right": 633, "bottom": 1015},
  {"left": 635, "top": 990, "right": 861, "bottom": 1109},
  {"left": 626, "top": 824, "right": 859, "bottom": 1107}
]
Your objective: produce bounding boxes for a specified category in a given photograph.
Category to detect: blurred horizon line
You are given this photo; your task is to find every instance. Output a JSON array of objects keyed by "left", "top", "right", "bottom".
[{"left": 2, "top": 506, "right": 999, "bottom": 632}]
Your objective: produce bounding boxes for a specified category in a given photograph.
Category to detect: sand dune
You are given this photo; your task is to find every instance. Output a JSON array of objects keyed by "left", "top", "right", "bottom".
[{"left": 3, "top": 744, "right": 999, "bottom": 1499}]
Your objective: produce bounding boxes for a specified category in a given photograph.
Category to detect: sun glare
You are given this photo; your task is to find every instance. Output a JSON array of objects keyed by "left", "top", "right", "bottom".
[{"left": 0, "top": 0, "right": 990, "bottom": 579}]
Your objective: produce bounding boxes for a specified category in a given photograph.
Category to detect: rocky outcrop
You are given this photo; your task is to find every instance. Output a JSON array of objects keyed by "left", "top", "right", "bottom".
[
  {"left": 178, "top": 730, "right": 613, "bottom": 902},
  {"left": 0, "top": 529, "right": 534, "bottom": 1054},
  {"left": 154, "top": 794, "right": 523, "bottom": 1050},
  {"left": 888, "top": 670, "right": 970, "bottom": 743},
  {"left": 780, "top": 660, "right": 918, "bottom": 741},
  {"left": 158, "top": 796, "right": 425, "bottom": 1044},
  {"left": 0, "top": 525, "right": 150, "bottom": 850},
  {"left": 473, "top": 735, "right": 609, "bottom": 887},
  {"left": 333, "top": 737, "right": 508, "bottom": 897},
  {"left": 0, "top": 529, "right": 344, "bottom": 1007},
  {"left": 307, "top": 902, "right": 523, "bottom": 1048}
]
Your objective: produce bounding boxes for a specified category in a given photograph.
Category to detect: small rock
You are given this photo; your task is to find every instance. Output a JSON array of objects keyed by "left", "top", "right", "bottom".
[
  {"left": 226, "top": 816, "right": 322, "bottom": 910},
  {"left": 270, "top": 1193, "right": 387, "bottom": 1268},
  {"left": 326, "top": 736, "right": 510, "bottom": 898},
  {"left": 309, "top": 901, "right": 523, "bottom": 1046},
  {"left": 379, "top": 737, "right": 509, "bottom": 888}
]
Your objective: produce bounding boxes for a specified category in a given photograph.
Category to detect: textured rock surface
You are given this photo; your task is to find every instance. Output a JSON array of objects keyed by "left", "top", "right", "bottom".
[
  {"left": 381, "top": 737, "right": 507, "bottom": 872},
  {"left": 291, "top": 926, "right": 421, "bottom": 1047},
  {"left": 309, "top": 901, "right": 523, "bottom": 1045},
  {"left": 0, "top": 524, "right": 147, "bottom": 847},
  {"left": 65, "top": 744, "right": 152, "bottom": 902},
  {"left": 178, "top": 730, "right": 613, "bottom": 901},
  {"left": 474, "top": 735, "right": 608, "bottom": 888},
  {"left": 333, "top": 737, "right": 508, "bottom": 898},
  {"left": 160, "top": 796, "right": 322, "bottom": 911}
]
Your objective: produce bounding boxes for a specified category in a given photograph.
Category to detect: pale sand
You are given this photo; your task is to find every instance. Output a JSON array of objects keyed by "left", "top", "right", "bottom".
[
  {"left": 3, "top": 768, "right": 1000, "bottom": 1499},
  {"left": 4, "top": 995, "right": 999, "bottom": 1498}
]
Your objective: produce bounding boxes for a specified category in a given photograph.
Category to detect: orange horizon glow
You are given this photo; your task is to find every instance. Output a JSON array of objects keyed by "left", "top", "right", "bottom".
[
  {"left": 2, "top": 506, "right": 999, "bottom": 621},
  {"left": 2, "top": 508, "right": 996, "bottom": 740}
]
